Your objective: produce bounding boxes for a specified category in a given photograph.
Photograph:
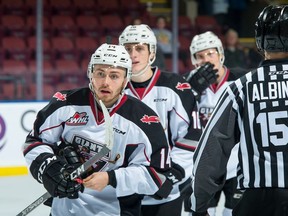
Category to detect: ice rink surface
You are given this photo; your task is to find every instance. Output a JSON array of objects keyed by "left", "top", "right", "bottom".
[
  {"left": 1, "top": 175, "right": 224, "bottom": 216},
  {"left": 1, "top": 175, "right": 51, "bottom": 216}
]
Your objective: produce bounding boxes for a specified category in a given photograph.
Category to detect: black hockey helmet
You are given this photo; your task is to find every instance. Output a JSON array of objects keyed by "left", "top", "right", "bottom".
[{"left": 255, "top": 5, "right": 288, "bottom": 52}]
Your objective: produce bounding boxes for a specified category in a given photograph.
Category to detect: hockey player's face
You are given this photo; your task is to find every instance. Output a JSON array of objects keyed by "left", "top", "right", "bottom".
[
  {"left": 91, "top": 64, "right": 127, "bottom": 107},
  {"left": 195, "top": 48, "right": 221, "bottom": 70},
  {"left": 124, "top": 43, "right": 150, "bottom": 73}
]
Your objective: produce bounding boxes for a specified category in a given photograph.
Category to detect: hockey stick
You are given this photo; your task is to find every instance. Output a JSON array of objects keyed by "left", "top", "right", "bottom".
[{"left": 16, "top": 100, "right": 113, "bottom": 216}]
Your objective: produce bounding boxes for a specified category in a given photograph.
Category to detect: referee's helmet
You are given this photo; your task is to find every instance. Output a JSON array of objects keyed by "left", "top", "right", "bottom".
[{"left": 255, "top": 5, "right": 288, "bottom": 52}]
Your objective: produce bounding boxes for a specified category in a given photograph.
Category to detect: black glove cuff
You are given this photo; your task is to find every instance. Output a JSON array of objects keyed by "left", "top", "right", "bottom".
[
  {"left": 107, "top": 170, "right": 117, "bottom": 188},
  {"left": 30, "top": 152, "right": 56, "bottom": 183},
  {"left": 152, "top": 178, "right": 173, "bottom": 199},
  {"left": 163, "top": 161, "right": 185, "bottom": 185},
  {"left": 171, "top": 161, "right": 185, "bottom": 178}
]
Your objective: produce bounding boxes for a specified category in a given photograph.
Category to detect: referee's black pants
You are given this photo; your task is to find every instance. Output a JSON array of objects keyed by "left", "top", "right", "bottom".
[{"left": 233, "top": 188, "right": 288, "bottom": 216}]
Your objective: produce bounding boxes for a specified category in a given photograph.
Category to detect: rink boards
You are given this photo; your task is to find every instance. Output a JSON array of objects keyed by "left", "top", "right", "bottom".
[{"left": 0, "top": 101, "right": 47, "bottom": 176}]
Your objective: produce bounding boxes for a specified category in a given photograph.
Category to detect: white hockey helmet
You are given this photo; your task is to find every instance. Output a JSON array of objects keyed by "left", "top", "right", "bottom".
[
  {"left": 87, "top": 43, "right": 132, "bottom": 81},
  {"left": 119, "top": 24, "right": 157, "bottom": 55},
  {"left": 190, "top": 31, "right": 225, "bottom": 65}
]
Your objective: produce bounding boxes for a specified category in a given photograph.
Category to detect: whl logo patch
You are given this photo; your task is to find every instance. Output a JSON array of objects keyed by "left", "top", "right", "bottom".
[
  {"left": 53, "top": 92, "right": 67, "bottom": 101},
  {"left": 140, "top": 115, "right": 160, "bottom": 124},
  {"left": 176, "top": 82, "right": 191, "bottom": 91},
  {"left": 66, "top": 112, "right": 89, "bottom": 125}
]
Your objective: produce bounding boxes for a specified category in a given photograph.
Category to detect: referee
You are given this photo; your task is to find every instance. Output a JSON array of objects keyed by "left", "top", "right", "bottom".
[{"left": 190, "top": 5, "right": 288, "bottom": 216}]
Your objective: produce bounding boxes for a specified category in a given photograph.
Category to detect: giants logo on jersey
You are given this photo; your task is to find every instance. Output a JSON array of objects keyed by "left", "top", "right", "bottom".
[
  {"left": 140, "top": 115, "right": 160, "bottom": 124},
  {"left": 72, "top": 135, "right": 111, "bottom": 172},
  {"left": 199, "top": 107, "right": 214, "bottom": 128},
  {"left": 66, "top": 112, "right": 89, "bottom": 125},
  {"left": 175, "top": 82, "right": 191, "bottom": 91},
  {"left": 53, "top": 92, "right": 67, "bottom": 101}
]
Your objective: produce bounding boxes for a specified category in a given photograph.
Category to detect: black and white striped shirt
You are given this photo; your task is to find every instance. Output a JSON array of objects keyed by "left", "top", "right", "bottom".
[{"left": 191, "top": 59, "right": 288, "bottom": 213}]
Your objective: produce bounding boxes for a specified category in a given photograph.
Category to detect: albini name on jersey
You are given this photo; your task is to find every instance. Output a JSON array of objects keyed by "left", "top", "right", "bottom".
[{"left": 249, "top": 80, "right": 288, "bottom": 102}]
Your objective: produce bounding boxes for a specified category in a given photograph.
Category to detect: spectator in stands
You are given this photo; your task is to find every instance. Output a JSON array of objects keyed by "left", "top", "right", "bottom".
[
  {"left": 247, "top": 45, "right": 263, "bottom": 69},
  {"left": 224, "top": 28, "right": 248, "bottom": 69},
  {"left": 212, "top": 0, "right": 230, "bottom": 33},
  {"left": 131, "top": 17, "right": 142, "bottom": 25},
  {"left": 152, "top": 16, "right": 173, "bottom": 58},
  {"left": 196, "top": 0, "right": 213, "bottom": 15},
  {"left": 228, "top": 0, "right": 247, "bottom": 37}
]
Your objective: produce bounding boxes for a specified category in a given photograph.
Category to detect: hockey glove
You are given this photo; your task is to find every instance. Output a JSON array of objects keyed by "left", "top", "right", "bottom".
[
  {"left": 186, "top": 62, "right": 218, "bottom": 98},
  {"left": 151, "top": 177, "right": 173, "bottom": 200},
  {"left": 30, "top": 153, "right": 83, "bottom": 199},
  {"left": 164, "top": 161, "right": 185, "bottom": 185},
  {"left": 59, "top": 145, "right": 83, "bottom": 167},
  {"left": 150, "top": 162, "right": 185, "bottom": 200}
]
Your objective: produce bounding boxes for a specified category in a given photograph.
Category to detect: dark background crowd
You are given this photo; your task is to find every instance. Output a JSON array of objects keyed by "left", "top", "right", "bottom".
[{"left": 0, "top": 0, "right": 278, "bottom": 100}]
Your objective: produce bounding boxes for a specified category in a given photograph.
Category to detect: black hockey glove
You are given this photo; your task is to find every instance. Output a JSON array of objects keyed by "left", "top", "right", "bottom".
[
  {"left": 186, "top": 62, "right": 218, "bottom": 98},
  {"left": 59, "top": 145, "right": 83, "bottom": 167},
  {"left": 164, "top": 161, "right": 185, "bottom": 185},
  {"left": 150, "top": 162, "right": 185, "bottom": 200},
  {"left": 30, "top": 153, "right": 83, "bottom": 199},
  {"left": 151, "top": 177, "right": 173, "bottom": 200}
]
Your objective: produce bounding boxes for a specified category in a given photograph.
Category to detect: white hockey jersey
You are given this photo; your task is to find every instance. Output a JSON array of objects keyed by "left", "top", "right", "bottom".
[
  {"left": 125, "top": 67, "right": 201, "bottom": 205},
  {"left": 23, "top": 88, "right": 171, "bottom": 216}
]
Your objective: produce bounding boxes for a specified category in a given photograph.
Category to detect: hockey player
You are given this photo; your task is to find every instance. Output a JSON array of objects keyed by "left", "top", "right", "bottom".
[
  {"left": 23, "top": 44, "right": 173, "bottom": 216},
  {"left": 183, "top": 31, "right": 245, "bottom": 216},
  {"left": 191, "top": 5, "right": 288, "bottom": 216},
  {"left": 119, "top": 24, "right": 202, "bottom": 216}
]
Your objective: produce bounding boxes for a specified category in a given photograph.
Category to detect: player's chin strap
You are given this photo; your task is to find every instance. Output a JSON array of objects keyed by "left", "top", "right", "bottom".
[
  {"left": 132, "top": 53, "right": 155, "bottom": 77},
  {"left": 132, "top": 62, "right": 150, "bottom": 77},
  {"left": 99, "top": 100, "right": 114, "bottom": 150}
]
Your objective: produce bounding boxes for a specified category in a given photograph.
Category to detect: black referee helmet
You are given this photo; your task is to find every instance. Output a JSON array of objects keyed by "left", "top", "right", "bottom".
[{"left": 255, "top": 4, "right": 288, "bottom": 52}]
